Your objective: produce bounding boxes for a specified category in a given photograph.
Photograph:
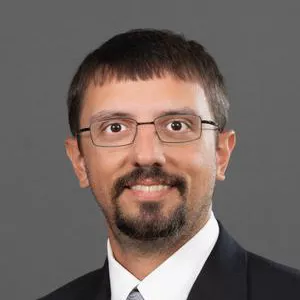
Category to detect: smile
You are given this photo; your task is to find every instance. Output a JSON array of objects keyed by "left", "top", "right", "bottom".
[
  {"left": 124, "top": 183, "right": 174, "bottom": 201},
  {"left": 131, "top": 185, "right": 169, "bottom": 192}
]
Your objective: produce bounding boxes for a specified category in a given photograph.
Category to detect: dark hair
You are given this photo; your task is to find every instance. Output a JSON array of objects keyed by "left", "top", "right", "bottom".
[{"left": 67, "top": 29, "right": 229, "bottom": 136}]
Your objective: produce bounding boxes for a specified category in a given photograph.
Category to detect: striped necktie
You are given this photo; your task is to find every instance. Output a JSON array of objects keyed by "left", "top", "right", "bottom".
[{"left": 127, "top": 288, "right": 144, "bottom": 300}]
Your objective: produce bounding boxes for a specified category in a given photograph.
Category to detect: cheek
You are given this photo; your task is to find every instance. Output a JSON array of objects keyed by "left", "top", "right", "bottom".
[
  {"left": 175, "top": 142, "right": 217, "bottom": 194},
  {"left": 179, "top": 140, "right": 216, "bottom": 171},
  {"left": 188, "top": 155, "right": 216, "bottom": 188},
  {"left": 84, "top": 148, "right": 128, "bottom": 196},
  {"left": 86, "top": 147, "right": 127, "bottom": 174}
]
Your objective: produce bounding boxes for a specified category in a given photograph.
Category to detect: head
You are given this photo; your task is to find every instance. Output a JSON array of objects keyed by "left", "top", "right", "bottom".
[{"left": 65, "top": 29, "right": 235, "bottom": 251}]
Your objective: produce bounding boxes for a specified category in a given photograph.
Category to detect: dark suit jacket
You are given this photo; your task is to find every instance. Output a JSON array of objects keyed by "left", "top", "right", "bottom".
[{"left": 38, "top": 224, "right": 300, "bottom": 299}]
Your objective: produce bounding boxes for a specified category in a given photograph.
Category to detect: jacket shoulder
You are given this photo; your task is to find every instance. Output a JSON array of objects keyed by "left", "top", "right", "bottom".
[
  {"left": 248, "top": 252, "right": 300, "bottom": 299},
  {"left": 37, "top": 267, "right": 105, "bottom": 300}
]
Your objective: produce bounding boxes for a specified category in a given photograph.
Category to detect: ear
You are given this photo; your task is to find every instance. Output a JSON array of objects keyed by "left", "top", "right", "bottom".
[
  {"left": 216, "top": 130, "right": 236, "bottom": 181},
  {"left": 65, "top": 137, "right": 90, "bottom": 188}
]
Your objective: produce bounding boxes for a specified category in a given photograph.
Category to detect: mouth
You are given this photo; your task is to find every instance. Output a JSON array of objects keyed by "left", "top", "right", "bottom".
[
  {"left": 125, "top": 178, "right": 173, "bottom": 189},
  {"left": 131, "top": 184, "right": 169, "bottom": 192},
  {"left": 123, "top": 181, "right": 175, "bottom": 201},
  {"left": 112, "top": 167, "right": 187, "bottom": 202}
]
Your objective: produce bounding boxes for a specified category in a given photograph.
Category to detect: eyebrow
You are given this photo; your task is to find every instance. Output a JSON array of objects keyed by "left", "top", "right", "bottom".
[
  {"left": 89, "top": 107, "right": 199, "bottom": 123},
  {"left": 90, "top": 110, "right": 135, "bottom": 123},
  {"left": 158, "top": 107, "right": 198, "bottom": 117}
]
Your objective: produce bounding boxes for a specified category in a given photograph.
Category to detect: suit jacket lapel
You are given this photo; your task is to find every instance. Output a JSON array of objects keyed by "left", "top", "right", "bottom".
[
  {"left": 95, "top": 259, "right": 111, "bottom": 300},
  {"left": 187, "top": 222, "right": 248, "bottom": 300}
]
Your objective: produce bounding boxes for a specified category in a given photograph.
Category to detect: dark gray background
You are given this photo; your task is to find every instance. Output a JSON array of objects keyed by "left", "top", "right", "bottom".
[{"left": 1, "top": 1, "right": 299, "bottom": 299}]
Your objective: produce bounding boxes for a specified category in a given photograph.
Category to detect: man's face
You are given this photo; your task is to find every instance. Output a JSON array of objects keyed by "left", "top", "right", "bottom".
[{"left": 66, "top": 75, "right": 235, "bottom": 243}]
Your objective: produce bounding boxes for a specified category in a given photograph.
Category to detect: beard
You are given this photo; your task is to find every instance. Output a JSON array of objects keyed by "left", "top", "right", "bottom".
[
  {"left": 111, "top": 166, "right": 188, "bottom": 241},
  {"left": 88, "top": 164, "right": 214, "bottom": 251},
  {"left": 115, "top": 198, "right": 187, "bottom": 241}
]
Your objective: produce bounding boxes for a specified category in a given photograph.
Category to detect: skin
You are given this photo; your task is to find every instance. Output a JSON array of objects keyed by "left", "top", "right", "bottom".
[{"left": 65, "top": 75, "right": 236, "bottom": 279}]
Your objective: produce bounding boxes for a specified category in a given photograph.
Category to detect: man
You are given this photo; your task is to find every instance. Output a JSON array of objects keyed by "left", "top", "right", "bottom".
[{"left": 39, "top": 29, "right": 300, "bottom": 300}]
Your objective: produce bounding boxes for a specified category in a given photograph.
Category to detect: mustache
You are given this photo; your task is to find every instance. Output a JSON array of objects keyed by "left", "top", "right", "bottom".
[{"left": 112, "top": 166, "right": 187, "bottom": 201}]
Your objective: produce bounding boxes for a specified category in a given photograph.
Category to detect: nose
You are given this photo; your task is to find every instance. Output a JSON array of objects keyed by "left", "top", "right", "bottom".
[{"left": 129, "top": 124, "right": 166, "bottom": 167}]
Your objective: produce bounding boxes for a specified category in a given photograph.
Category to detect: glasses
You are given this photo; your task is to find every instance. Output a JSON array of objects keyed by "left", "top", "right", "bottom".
[{"left": 77, "top": 114, "right": 220, "bottom": 147}]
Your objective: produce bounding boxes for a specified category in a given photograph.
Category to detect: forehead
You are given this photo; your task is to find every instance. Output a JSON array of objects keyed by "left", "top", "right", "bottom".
[{"left": 80, "top": 76, "right": 212, "bottom": 125}]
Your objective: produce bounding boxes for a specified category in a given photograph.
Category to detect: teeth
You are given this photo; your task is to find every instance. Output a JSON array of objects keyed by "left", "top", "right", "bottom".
[{"left": 131, "top": 185, "right": 169, "bottom": 192}]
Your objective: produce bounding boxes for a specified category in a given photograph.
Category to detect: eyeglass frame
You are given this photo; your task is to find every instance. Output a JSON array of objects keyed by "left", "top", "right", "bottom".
[{"left": 76, "top": 114, "right": 221, "bottom": 147}]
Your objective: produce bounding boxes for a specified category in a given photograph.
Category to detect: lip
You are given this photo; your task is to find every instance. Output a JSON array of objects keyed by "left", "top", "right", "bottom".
[{"left": 123, "top": 185, "right": 174, "bottom": 201}]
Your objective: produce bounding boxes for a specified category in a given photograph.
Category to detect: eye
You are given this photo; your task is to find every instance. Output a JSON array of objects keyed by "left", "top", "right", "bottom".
[
  {"left": 104, "top": 122, "right": 127, "bottom": 133},
  {"left": 166, "top": 120, "right": 189, "bottom": 131}
]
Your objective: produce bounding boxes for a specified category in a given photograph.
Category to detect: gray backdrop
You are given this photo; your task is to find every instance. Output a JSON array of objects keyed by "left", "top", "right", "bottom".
[{"left": 1, "top": 1, "right": 300, "bottom": 299}]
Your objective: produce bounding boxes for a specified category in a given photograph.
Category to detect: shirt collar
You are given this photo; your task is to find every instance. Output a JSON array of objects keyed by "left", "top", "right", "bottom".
[
  {"left": 108, "top": 212, "right": 219, "bottom": 300},
  {"left": 107, "top": 241, "right": 140, "bottom": 300}
]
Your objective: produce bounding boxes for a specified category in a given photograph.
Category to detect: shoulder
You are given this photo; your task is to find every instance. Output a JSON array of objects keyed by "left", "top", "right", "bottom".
[
  {"left": 37, "top": 267, "right": 107, "bottom": 300},
  {"left": 247, "top": 251, "right": 300, "bottom": 299}
]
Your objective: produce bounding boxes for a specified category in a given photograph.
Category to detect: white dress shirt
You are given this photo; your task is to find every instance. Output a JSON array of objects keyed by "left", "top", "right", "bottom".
[{"left": 107, "top": 212, "right": 219, "bottom": 300}]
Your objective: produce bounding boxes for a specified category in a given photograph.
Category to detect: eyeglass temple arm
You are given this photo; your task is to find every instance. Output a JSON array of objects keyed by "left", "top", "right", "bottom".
[
  {"left": 76, "top": 128, "right": 90, "bottom": 137},
  {"left": 77, "top": 128, "right": 90, "bottom": 134},
  {"left": 201, "top": 120, "right": 221, "bottom": 131}
]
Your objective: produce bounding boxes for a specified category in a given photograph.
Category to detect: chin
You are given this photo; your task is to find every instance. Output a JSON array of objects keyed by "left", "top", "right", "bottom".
[{"left": 115, "top": 201, "right": 187, "bottom": 241}]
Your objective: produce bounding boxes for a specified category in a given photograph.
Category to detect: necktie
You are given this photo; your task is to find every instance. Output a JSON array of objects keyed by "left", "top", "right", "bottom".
[{"left": 127, "top": 288, "right": 144, "bottom": 300}]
